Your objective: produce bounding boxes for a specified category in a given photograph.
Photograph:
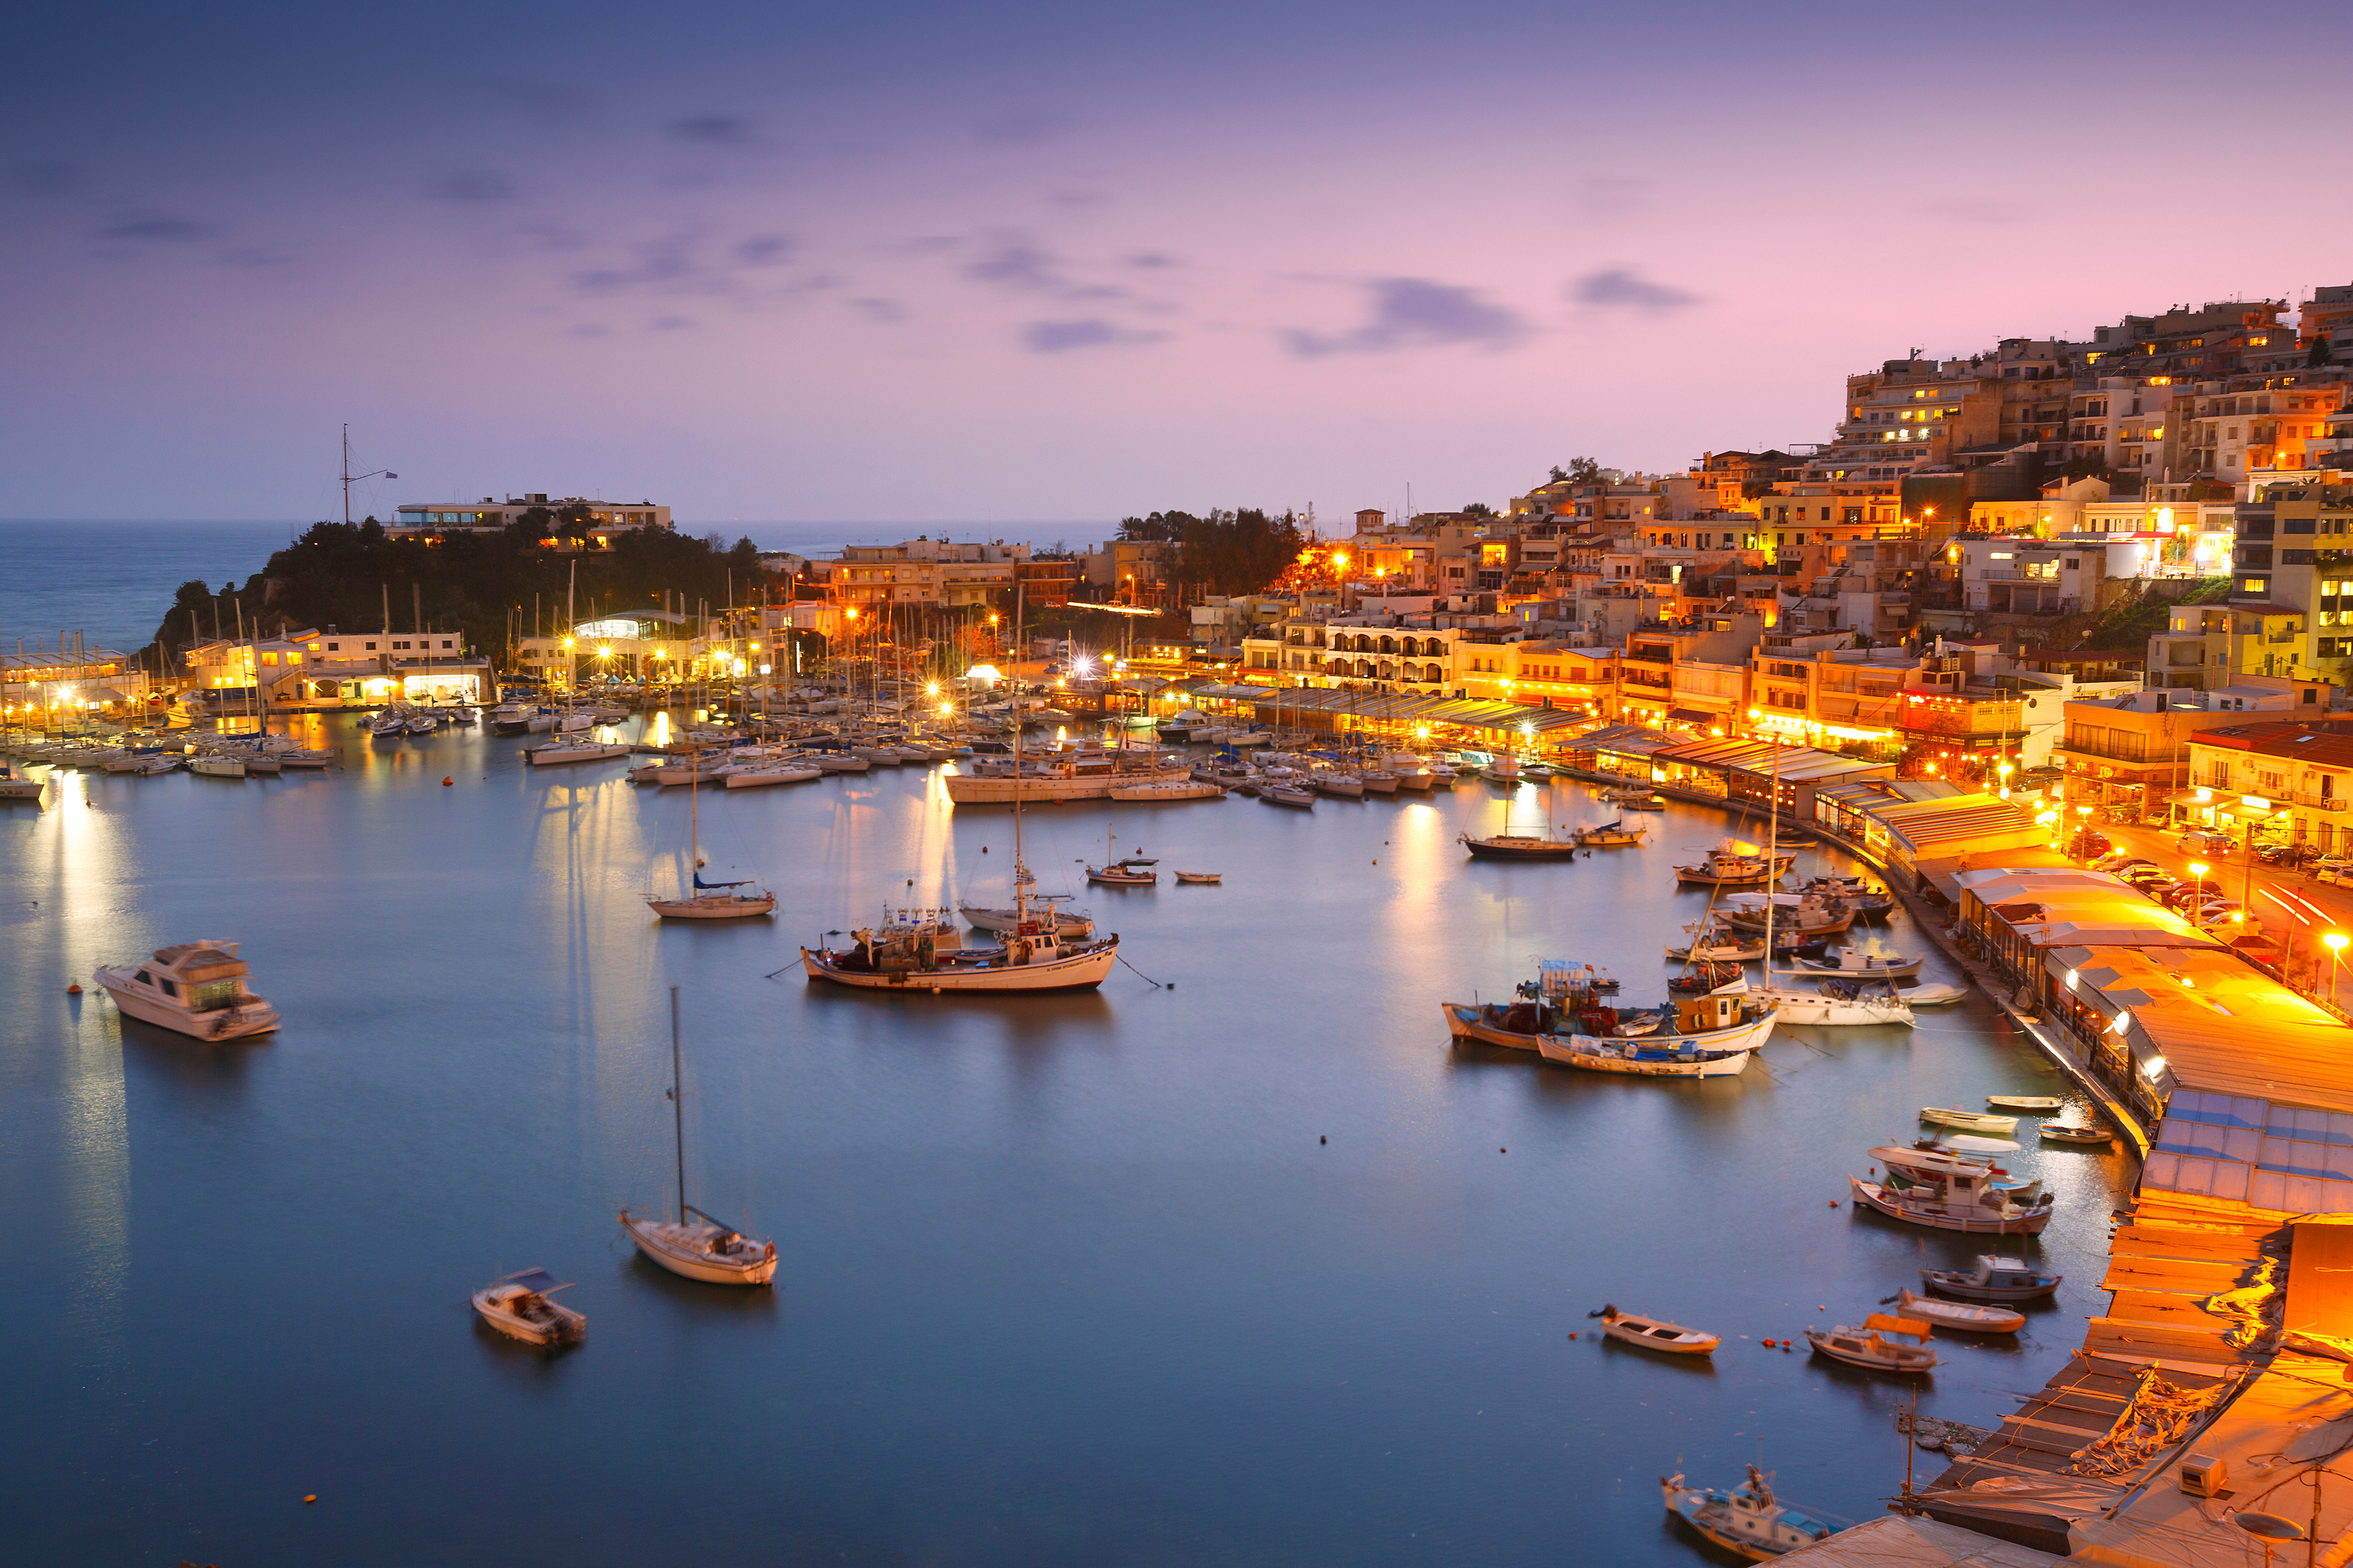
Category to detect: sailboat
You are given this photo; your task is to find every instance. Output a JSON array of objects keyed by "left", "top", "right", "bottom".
[
  {"left": 803, "top": 587, "right": 1121, "bottom": 991},
  {"left": 1086, "top": 825, "right": 1157, "bottom": 885},
  {"left": 619, "top": 987, "right": 779, "bottom": 1286},
  {"left": 1749, "top": 743, "right": 1914, "bottom": 1028},
  {"left": 1458, "top": 781, "right": 1581, "bottom": 860},
  {"left": 647, "top": 747, "right": 775, "bottom": 919}
]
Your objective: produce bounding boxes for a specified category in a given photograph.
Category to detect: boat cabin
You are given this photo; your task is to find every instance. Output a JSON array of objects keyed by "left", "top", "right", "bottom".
[{"left": 125, "top": 943, "right": 252, "bottom": 1012}]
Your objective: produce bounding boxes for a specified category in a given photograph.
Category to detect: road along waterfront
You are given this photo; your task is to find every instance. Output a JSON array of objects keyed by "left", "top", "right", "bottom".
[{"left": 1, "top": 717, "right": 2135, "bottom": 1565}]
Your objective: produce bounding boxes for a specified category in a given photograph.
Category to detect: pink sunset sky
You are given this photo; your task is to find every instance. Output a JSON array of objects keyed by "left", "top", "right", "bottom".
[{"left": 5, "top": 0, "right": 2350, "bottom": 525}]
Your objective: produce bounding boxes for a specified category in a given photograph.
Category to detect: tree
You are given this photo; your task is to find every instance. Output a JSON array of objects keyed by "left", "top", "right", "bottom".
[
  {"left": 1462, "top": 501, "right": 1495, "bottom": 518},
  {"left": 1552, "top": 456, "right": 1603, "bottom": 485}
]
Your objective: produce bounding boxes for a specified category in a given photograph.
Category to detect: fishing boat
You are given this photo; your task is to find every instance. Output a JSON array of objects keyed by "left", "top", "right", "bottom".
[
  {"left": 1443, "top": 982, "right": 1770, "bottom": 1077},
  {"left": 961, "top": 893, "right": 1094, "bottom": 938},
  {"left": 1986, "top": 1094, "right": 2065, "bottom": 1112},
  {"left": 1716, "top": 894, "right": 1855, "bottom": 937},
  {"left": 803, "top": 907, "right": 1119, "bottom": 992},
  {"left": 1661, "top": 1467, "right": 1837, "bottom": 1561},
  {"left": 1673, "top": 845, "right": 1787, "bottom": 887},
  {"left": 647, "top": 750, "right": 775, "bottom": 919},
  {"left": 1804, "top": 1313, "right": 1938, "bottom": 1373},
  {"left": 1893, "top": 1288, "right": 2024, "bottom": 1334},
  {"left": 1598, "top": 1307, "right": 1717, "bottom": 1356},
  {"left": 1918, "top": 1254, "right": 2061, "bottom": 1302},
  {"left": 1788, "top": 947, "right": 1923, "bottom": 981},
  {"left": 1852, "top": 1144, "right": 2056, "bottom": 1234},
  {"left": 1173, "top": 870, "right": 1222, "bottom": 884},
  {"left": 1920, "top": 1106, "right": 2018, "bottom": 1134},
  {"left": 92, "top": 940, "right": 280, "bottom": 1040},
  {"left": 1571, "top": 819, "right": 1645, "bottom": 848},
  {"left": 619, "top": 987, "right": 779, "bottom": 1286},
  {"left": 471, "top": 1268, "right": 586, "bottom": 1346},
  {"left": 2038, "top": 1121, "right": 2113, "bottom": 1145}
]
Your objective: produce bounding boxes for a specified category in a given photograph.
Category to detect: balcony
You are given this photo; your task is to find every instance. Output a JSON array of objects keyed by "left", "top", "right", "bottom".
[{"left": 2291, "top": 792, "right": 2347, "bottom": 812}]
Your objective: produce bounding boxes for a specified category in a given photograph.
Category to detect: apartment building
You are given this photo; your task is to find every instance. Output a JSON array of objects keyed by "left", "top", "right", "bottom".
[
  {"left": 2224, "top": 485, "right": 2353, "bottom": 682},
  {"left": 822, "top": 538, "right": 1030, "bottom": 611},
  {"left": 2059, "top": 680, "right": 2326, "bottom": 815},
  {"left": 1954, "top": 534, "right": 2150, "bottom": 616},
  {"left": 391, "top": 494, "right": 671, "bottom": 535},
  {"left": 2183, "top": 718, "right": 2353, "bottom": 854}
]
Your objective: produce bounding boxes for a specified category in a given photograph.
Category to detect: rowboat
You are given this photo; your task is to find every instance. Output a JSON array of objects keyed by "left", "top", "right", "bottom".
[
  {"left": 1920, "top": 1106, "right": 2018, "bottom": 1134},
  {"left": 1661, "top": 1467, "right": 1837, "bottom": 1560},
  {"left": 1903, "top": 983, "right": 1967, "bottom": 1006},
  {"left": 1919, "top": 1255, "right": 2061, "bottom": 1302},
  {"left": 1986, "top": 1095, "right": 2065, "bottom": 1112},
  {"left": 1599, "top": 1307, "right": 1717, "bottom": 1356},
  {"left": 1804, "top": 1313, "right": 1937, "bottom": 1373},
  {"left": 1894, "top": 1287, "right": 2024, "bottom": 1334},
  {"left": 1173, "top": 870, "right": 1222, "bottom": 884},
  {"left": 2038, "top": 1121, "right": 2113, "bottom": 1145}
]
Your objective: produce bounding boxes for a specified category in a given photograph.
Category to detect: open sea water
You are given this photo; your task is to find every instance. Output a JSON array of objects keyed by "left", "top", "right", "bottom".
[{"left": 0, "top": 718, "right": 2132, "bottom": 1566}]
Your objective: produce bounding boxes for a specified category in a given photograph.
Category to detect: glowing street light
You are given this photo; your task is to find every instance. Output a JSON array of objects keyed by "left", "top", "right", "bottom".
[{"left": 2327, "top": 932, "right": 2348, "bottom": 1012}]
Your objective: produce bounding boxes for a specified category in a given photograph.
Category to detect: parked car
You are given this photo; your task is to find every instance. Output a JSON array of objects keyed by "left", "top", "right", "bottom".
[
  {"left": 2094, "top": 854, "right": 2155, "bottom": 874},
  {"left": 2161, "top": 882, "right": 2211, "bottom": 911},
  {"left": 2120, "top": 864, "right": 2173, "bottom": 888},
  {"left": 2312, "top": 860, "right": 2353, "bottom": 886},
  {"left": 2179, "top": 831, "right": 2236, "bottom": 856}
]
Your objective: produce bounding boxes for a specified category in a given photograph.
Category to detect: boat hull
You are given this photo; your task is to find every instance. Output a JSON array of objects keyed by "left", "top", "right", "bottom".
[
  {"left": 647, "top": 895, "right": 776, "bottom": 919},
  {"left": 1460, "top": 835, "right": 1581, "bottom": 860},
  {"left": 1760, "top": 990, "right": 1914, "bottom": 1027},
  {"left": 1802, "top": 1327, "right": 1936, "bottom": 1373},
  {"left": 621, "top": 1216, "right": 778, "bottom": 1285},
  {"left": 526, "top": 744, "right": 630, "bottom": 766},
  {"left": 93, "top": 968, "right": 279, "bottom": 1040},
  {"left": 802, "top": 941, "right": 1119, "bottom": 992},
  {"left": 1894, "top": 1288, "right": 2023, "bottom": 1334},
  {"left": 944, "top": 768, "right": 1192, "bottom": 803},
  {"left": 1849, "top": 1177, "right": 2054, "bottom": 1234}
]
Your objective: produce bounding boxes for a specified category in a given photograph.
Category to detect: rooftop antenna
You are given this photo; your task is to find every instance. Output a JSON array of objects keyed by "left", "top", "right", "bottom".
[{"left": 342, "top": 424, "right": 397, "bottom": 526}]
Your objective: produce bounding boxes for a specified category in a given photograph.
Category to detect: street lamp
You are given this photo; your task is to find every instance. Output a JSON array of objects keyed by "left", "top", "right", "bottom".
[
  {"left": 2327, "top": 932, "right": 2348, "bottom": 1013},
  {"left": 2190, "top": 862, "right": 2208, "bottom": 907}
]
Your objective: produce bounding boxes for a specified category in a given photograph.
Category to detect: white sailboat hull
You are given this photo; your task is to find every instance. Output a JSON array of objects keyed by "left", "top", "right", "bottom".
[
  {"left": 621, "top": 1216, "right": 779, "bottom": 1285},
  {"left": 945, "top": 768, "right": 1193, "bottom": 804},
  {"left": 1758, "top": 987, "right": 1913, "bottom": 1027},
  {"left": 647, "top": 894, "right": 776, "bottom": 919},
  {"left": 526, "top": 743, "right": 630, "bottom": 766}
]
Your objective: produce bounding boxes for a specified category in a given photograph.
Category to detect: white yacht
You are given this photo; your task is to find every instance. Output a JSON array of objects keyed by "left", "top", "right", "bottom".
[{"left": 92, "top": 940, "right": 280, "bottom": 1040}]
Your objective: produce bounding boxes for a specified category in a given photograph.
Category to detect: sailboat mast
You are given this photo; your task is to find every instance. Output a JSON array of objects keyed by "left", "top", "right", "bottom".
[
  {"left": 670, "top": 985, "right": 686, "bottom": 1225},
  {"left": 1012, "top": 583, "right": 1027, "bottom": 927}
]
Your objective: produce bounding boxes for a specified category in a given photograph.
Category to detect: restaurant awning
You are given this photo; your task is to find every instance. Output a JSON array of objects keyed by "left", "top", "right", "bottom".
[{"left": 1667, "top": 708, "right": 1714, "bottom": 724}]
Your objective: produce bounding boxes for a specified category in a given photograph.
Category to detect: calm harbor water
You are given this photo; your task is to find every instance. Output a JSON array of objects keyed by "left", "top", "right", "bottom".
[{"left": 0, "top": 725, "right": 2133, "bottom": 1565}]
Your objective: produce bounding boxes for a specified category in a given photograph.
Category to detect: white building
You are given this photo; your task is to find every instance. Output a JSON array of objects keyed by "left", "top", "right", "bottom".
[{"left": 391, "top": 494, "right": 671, "bottom": 534}]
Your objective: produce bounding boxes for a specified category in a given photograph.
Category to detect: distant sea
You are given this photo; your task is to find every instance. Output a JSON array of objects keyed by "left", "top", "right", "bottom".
[{"left": 0, "top": 518, "right": 1112, "bottom": 657}]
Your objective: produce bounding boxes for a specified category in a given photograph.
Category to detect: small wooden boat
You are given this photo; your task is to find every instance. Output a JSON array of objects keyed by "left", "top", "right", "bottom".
[
  {"left": 471, "top": 1268, "right": 586, "bottom": 1346},
  {"left": 1894, "top": 1287, "right": 2023, "bottom": 1335},
  {"left": 1919, "top": 1255, "right": 2060, "bottom": 1302},
  {"left": 1599, "top": 1306, "right": 1718, "bottom": 1356},
  {"left": 1172, "top": 870, "right": 1222, "bottom": 885},
  {"left": 1804, "top": 1313, "right": 1937, "bottom": 1373},
  {"left": 1661, "top": 1467, "right": 1838, "bottom": 1561},
  {"left": 1903, "top": 983, "right": 1967, "bottom": 1006},
  {"left": 1985, "top": 1095, "right": 2064, "bottom": 1112},
  {"left": 2038, "top": 1121, "right": 2113, "bottom": 1146},
  {"left": 1919, "top": 1106, "right": 2018, "bottom": 1134}
]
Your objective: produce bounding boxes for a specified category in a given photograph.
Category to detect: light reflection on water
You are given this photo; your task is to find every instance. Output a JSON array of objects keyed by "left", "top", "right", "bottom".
[{"left": 0, "top": 721, "right": 2136, "bottom": 1564}]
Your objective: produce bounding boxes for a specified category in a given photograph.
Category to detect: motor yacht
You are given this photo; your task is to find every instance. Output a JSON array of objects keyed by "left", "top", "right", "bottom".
[{"left": 92, "top": 940, "right": 280, "bottom": 1040}]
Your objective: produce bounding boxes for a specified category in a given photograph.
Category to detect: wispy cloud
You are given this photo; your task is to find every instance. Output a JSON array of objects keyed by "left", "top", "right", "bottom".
[
  {"left": 973, "top": 108, "right": 1074, "bottom": 147},
  {"left": 852, "top": 297, "right": 910, "bottom": 323},
  {"left": 94, "top": 211, "right": 212, "bottom": 245},
  {"left": 670, "top": 114, "right": 756, "bottom": 147},
  {"left": 1570, "top": 267, "right": 1700, "bottom": 313},
  {"left": 965, "top": 236, "right": 1064, "bottom": 292},
  {"left": 735, "top": 233, "right": 796, "bottom": 266},
  {"left": 1023, "top": 319, "right": 1164, "bottom": 354},
  {"left": 432, "top": 170, "right": 516, "bottom": 203},
  {"left": 1283, "top": 278, "right": 1524, "bottom": 358}
]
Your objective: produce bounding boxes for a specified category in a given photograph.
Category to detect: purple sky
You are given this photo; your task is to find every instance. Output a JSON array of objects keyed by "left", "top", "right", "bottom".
[{"left": 6, "top": 1, "right": 2350, "bottom": 524}]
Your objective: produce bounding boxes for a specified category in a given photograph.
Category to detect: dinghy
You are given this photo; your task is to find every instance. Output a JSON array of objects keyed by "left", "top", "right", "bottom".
[
  {"left": 1985, "top": 1094, "right": 2064, "bottom": 1112},
  {"left": 2038, "top": 1121, "right": 2113, "bottom": 1146},
  {"left": 1902, "top": 983, "right": 1967, "bottom": 1006},
  {"left": 1894, "top": 1287, "right": 2024, "bottom": 1335},
  {"left": 1919, "top": 1106, "right": 2018, "bottom": 1134},
  {"left": 1599, "top": 1306, "right": 1718, "bottom": 1356},
  {"left": 1804, "top": 1313, "right": 1937, "bottom": 1374},
  {"left": 1172, "top": 870, "right": 1222, "bottom": 884}
]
